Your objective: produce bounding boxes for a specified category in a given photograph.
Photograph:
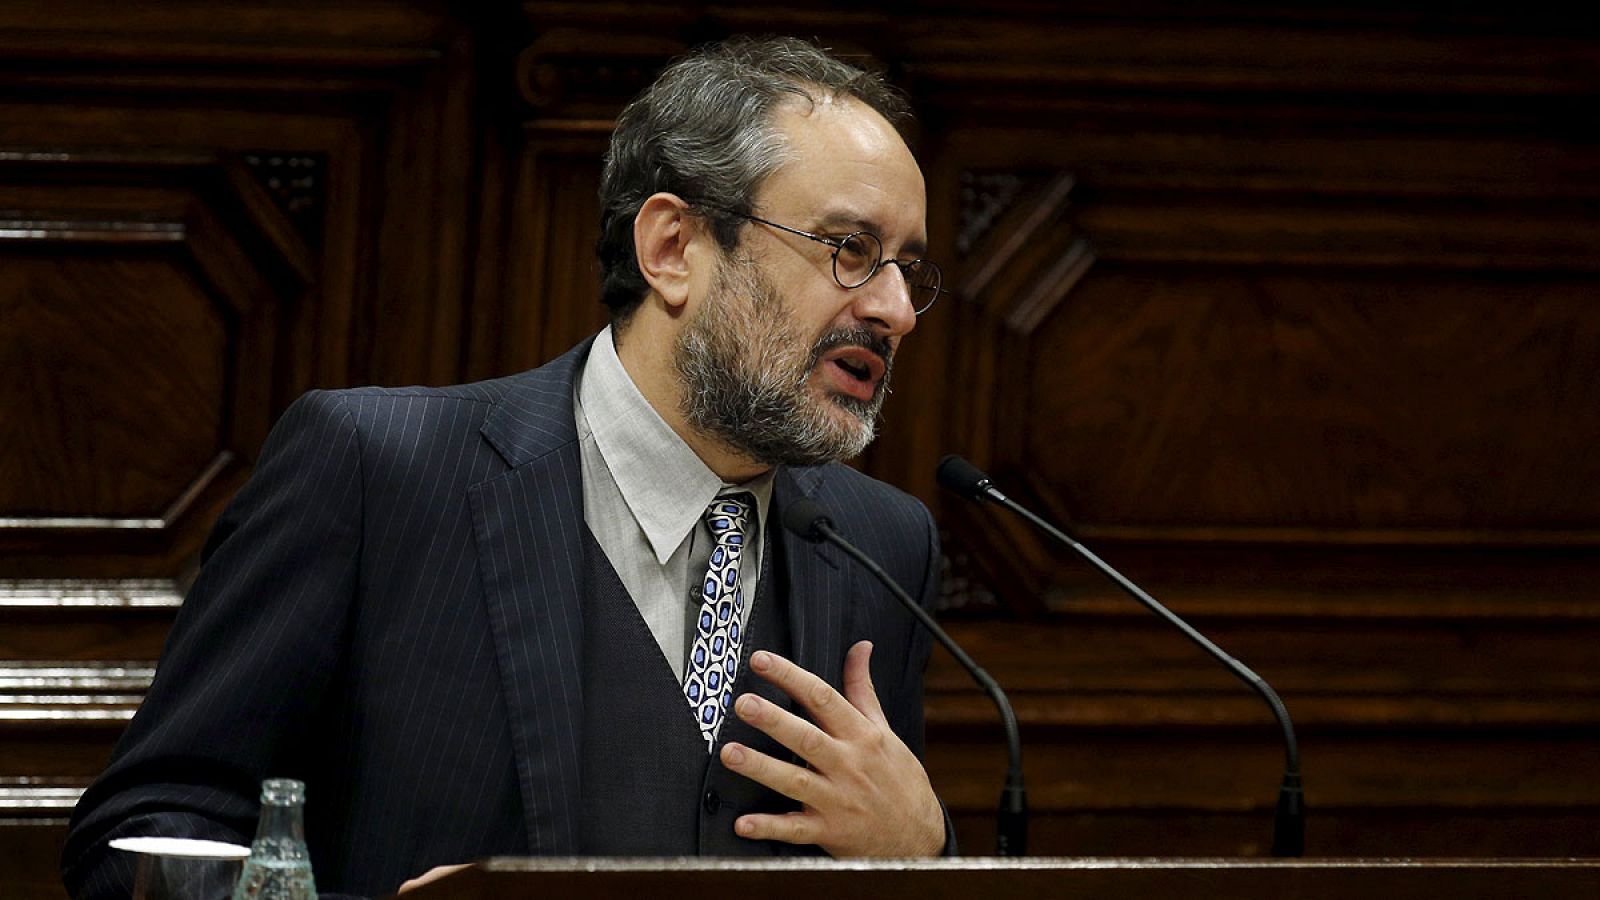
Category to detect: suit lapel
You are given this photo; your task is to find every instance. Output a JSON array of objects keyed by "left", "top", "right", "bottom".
[
  {"left": 467, "top": 341, "right": 861, "bottom": 850},
  {"left": 469, "top": 341, "right": 592, "bottom": 855},
  {"left": 773, "top": 467, "right": 855, "bottom": 692}
]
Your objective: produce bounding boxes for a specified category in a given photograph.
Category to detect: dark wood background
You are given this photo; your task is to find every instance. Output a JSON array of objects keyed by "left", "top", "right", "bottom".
[{"left": 2, "top": 2, "right": 1596, "bottom": 897}]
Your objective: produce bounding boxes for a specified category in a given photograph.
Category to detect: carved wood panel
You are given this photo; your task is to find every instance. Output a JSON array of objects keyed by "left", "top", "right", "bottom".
[
  {"left": 896, "top": 3, "right": 1600, "bottom": 859},
  {"left": 1024, "top": 268, "right": 1600, "bottom": 539},
  {"left": 0, "top": 153, "right": 305, "bottom": 572},
  {"left": 2, "top": 5, "right": 1599, "bottom": 897},
  {"left": 0, "top": 6, "right": 508, "bottom": 896}
]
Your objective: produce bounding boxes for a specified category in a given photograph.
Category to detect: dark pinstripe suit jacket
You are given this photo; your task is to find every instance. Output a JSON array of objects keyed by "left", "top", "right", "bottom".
[{"left": 62, "top": 337, "right": 941, "bottom": 899}]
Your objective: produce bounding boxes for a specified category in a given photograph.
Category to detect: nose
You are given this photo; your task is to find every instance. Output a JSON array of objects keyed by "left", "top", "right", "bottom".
[{"left": 850, "top": 263, "right": 918, "bottom": 339}]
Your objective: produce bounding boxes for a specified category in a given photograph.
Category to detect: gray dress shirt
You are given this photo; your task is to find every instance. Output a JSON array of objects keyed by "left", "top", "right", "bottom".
[{"left": 575, "top": 327, "right": 773, "bottom": 682}]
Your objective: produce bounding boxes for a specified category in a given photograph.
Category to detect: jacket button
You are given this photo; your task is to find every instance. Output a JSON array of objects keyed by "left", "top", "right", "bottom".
[{"left": 703, "top": 789, "right": 721, "bottom": 814}]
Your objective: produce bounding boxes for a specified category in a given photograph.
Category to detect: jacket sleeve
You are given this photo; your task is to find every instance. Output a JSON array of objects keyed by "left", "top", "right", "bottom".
[{"left": 61, "top": 391, "right": 365, "bottom": 900}]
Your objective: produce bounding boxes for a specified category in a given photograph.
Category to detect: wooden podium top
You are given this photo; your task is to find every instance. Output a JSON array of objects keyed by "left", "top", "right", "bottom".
[{"left": 405, "top": 856, "right": 1600, "bottom": 900}]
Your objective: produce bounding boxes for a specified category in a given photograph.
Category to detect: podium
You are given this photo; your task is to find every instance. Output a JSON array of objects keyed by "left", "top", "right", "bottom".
[{"left": 404, "top": 857, "right": 1600, "bottom": 900}]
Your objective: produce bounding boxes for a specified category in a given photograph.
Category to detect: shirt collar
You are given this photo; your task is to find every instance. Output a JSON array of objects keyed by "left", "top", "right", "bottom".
[{"left": 579, "top": 326, "right": 773, "bottom": 564}]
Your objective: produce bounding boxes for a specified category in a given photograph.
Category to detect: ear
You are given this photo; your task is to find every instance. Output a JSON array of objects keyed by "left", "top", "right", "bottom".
[{"left": 633, "top": 192, "right": 703, "bottom": 311}]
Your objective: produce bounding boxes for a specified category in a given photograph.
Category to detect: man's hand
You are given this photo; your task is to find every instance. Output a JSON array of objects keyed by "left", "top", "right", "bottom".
[
  {"left": 398, "top": 863, "right": 471, "bottom": 894},
  {"left": 719, "top": 641, "right": 944, "bottom": 857}
]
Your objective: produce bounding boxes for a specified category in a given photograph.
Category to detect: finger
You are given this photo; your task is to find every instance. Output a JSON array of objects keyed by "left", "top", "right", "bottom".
[
  {"left": 398, "top": 863, "right": 471, "bottom": 894},
  {"left": 730, "top": 692, "right": 841, "bottom": 771},
  {"left": 841, "top": 640, "right": 889, "bottom": 727},
  {"left": 748, "top": 649, "right": 869, "bottom": 738},
  {"left": 720, "top": 740, "right": 832, "bottom": 806},
  {"left": 734, "top": 809, "right": 822, "bottom": 846}
]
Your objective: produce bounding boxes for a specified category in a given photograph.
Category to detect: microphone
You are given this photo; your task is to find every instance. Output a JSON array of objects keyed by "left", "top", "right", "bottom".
[
  {"left": 936, "top": 455, "right": 1305, "bottom": 857},
  {"left": 781, "top": 498, "right": 1028, "bottom": 856}
]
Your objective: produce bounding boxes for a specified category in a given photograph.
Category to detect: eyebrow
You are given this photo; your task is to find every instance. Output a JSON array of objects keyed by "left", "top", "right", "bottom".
[{"left": 814, "top": 211, "right": 928, "bottom": 258}]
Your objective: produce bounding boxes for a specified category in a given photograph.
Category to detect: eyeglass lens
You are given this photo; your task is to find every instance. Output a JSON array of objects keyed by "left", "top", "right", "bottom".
[{"left": 833, "top": 232, "right": 941, "bottom": 314}]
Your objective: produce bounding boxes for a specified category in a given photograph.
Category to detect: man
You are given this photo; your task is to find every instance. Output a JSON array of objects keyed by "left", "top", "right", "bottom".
[{"left": 63, "top": 35, "right": 948, "bottom": 899}]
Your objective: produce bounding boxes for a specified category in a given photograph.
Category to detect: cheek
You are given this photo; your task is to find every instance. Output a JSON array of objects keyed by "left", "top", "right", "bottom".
[
  {"left": 762, "top": 282, "right": 839, "bottom": 345},
  {"left": 767, "top": 260, "right": 848, "bottom": 321},
  {"left": 810, "top": 293, "right": 860, "bottom": 336}
]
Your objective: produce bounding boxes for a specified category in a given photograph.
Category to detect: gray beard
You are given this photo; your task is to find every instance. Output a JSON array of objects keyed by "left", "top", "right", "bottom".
[{"left": 673, "top": 254, "right": 893, "bottom": 468}]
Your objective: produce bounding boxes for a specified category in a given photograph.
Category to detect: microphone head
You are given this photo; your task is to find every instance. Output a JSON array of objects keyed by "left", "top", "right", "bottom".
[
  {"left": 936, "top": 454, "right": 994, "bottom": 501},
  {"left": 781, "top": 497, "right": 834, "bottom": 543}
]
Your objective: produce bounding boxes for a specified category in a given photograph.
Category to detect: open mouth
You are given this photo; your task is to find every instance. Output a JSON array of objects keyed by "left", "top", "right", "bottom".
[
  {"left": 812, "top": 333, "right": 893, "bottom": 403},
  {"left": 834, "top": 358, "right": 872, "bottom": 382},
  {"left": 821, "top": 346, "right": 887, "bottom": 388}
]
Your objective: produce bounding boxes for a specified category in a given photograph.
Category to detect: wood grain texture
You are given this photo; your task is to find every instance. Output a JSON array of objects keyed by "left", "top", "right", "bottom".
[
  {"left": 1, "top": 4, "right": 1598, "bottom": 895},
  {"left": 0, "top": 254, "right": 225, "bottom": 519},
  {"left": 0, "top": 154, "right": 302, "bottom": 570},
  {"left": 430, "top": 857, "right": 1600, "bottom": 900},
  {"left": 1024, "top": 268, "right": 1600, "bottom": 538}
]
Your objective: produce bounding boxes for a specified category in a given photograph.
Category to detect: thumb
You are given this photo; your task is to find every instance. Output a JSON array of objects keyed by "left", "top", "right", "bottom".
[{"left": 842, "top": 640, "right": 888, "bottom": 726}]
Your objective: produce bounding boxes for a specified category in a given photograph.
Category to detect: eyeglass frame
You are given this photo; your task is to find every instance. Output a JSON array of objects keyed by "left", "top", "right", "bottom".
[{"left": 687, "top": 202, "right": 945, "bottom": 315}]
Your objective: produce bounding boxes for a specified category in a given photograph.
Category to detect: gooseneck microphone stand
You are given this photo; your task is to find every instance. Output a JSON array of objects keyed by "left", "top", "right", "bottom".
[
  {"left": 937, "top": 454, "right": 1304, "bottom": 857},
  {"left": 782, "top": 498, "right": 1028, "bottom": 856}
]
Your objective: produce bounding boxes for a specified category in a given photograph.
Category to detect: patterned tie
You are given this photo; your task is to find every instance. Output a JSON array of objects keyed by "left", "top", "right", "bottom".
[{"left": 683, "top": 493, "right": 754, "bottom": 751}]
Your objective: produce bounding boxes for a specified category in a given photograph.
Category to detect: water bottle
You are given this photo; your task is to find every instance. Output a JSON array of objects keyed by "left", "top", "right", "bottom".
[{"left": 231, "top": 778, "right": 318, "bottom": 900}]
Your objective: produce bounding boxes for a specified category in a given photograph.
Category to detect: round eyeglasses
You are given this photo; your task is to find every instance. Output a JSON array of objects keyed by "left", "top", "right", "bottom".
[{"left": 694, "top": 205, "right": 944, "bottom": 315}]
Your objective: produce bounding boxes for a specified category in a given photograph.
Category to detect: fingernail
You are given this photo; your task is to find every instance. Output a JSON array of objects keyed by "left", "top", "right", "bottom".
[
  {"left": 751, "top": 651, "right": 770, "bottom": 671},
  {"left": 736, "top": 694, "right": 760, "bottom": 716},
  {"left": 737, "top": 818, "right": 755, "bottom": 836},
  {"left": 724, "top": 744, "right": 745, "bottom": 765}
]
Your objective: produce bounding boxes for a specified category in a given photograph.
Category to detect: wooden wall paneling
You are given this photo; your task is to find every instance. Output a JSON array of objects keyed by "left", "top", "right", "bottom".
[
  {"left": 926, "top": 592, "right": 1600, "bottom": 856},
  {"left": 1025, "top": 267, "right": 1600, "bottom": 540},
  {"left": 0, "top": 7, "right": 506, "bottom": 896},
  {"left": 356, "top": 19, "right": 488, "bottom": 388},
  {"left": 0, "top": 818, "right": 76, "bottom": 900},
  {"left": 0, "top": 0, "right": 517, "bottom": 386},
  {"left": 476, "top": 26, "right": 697, "bottom": 374},
  {"left": 0, "top": 150, "right": 305, "bottom": 900},
  {"left": 891, "top": 4, "right": 1600, "bottom": 859},
  {"left": 500, "top": 122, "right": 611, "bottom": 370},
  {"left": 0, "top": 584, "right": 172, "bottom": 900},
  {"left": 0, "top": 150, "right": 308, "bottom": 573},
  {"left": 0, "top": 2, "right": 508, "bottom": 580},
  {"left": 2, "top": 114, "right": 356, "bottom": 546},
  {"left": 0, "top": 2, "right": 1596, "bottom": 889}
]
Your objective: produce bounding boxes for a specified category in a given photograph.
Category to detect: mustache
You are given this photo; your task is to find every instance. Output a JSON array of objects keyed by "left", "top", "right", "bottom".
[{"left": 808, "top": 327, "right": 894, "bottom": 376}]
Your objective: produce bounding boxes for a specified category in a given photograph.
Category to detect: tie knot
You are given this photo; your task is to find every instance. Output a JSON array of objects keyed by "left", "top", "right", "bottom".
[{"left": 705, "top": 493, "right": 753, "bottom": 542}]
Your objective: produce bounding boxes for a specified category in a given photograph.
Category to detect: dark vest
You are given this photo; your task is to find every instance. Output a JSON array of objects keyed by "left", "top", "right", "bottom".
[{"left": 577, "top": 526, "right": 814, "bottom": 855}]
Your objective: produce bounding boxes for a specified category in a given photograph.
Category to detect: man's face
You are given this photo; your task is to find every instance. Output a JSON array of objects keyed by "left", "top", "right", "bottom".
[
  {"left": 674, "top": 247, "right": 893, "bottom": 466},
  {"left": 675, "top": 95, "right": 928, "bottom": 468}
]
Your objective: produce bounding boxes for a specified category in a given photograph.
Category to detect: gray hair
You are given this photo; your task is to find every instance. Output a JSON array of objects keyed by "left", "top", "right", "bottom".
[{"left": 596, "top": 35, "right": 912, "bottom": 323}]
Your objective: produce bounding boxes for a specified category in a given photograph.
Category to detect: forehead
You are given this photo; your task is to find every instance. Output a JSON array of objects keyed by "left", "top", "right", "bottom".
[{"left": 755, "top": 93, "right": 927, "bottom": 246}]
